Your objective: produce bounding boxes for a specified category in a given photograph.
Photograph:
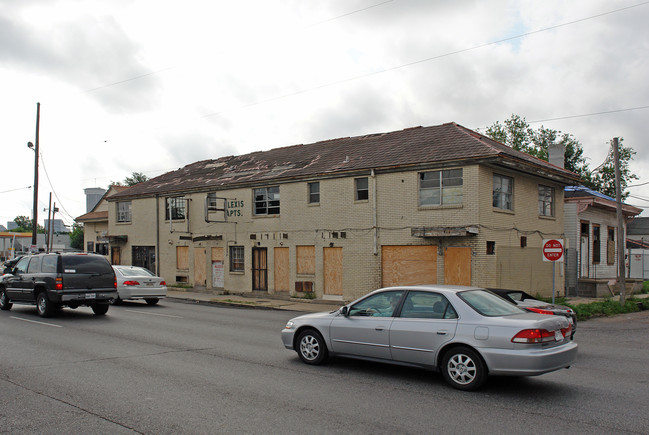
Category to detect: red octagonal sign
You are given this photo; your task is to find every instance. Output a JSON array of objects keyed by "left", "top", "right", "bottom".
[{"left": 542, "top": 239, "right": 564, "bottom": 262}]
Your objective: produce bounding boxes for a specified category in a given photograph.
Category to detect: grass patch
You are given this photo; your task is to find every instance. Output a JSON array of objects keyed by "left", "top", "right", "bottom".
[
  {"left": 566, "top": 298, "right": 647, "bottom": 321},
  {"left": 168, "top": 283, "right": 193, "bottom": 289}
]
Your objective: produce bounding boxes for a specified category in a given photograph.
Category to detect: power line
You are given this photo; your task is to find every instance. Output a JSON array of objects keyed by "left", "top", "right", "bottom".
[
  {"left": 529, "top": 105, "right": 649, "bottom": 124},
  {"left": 38, "top": 152, "right": 75, "bottom": 226},
  {"left": 198, "top": 1, "right": 649, "bottom": 120},
  {"left": 0, "top": 186, "right": 31, "bottom": 194}
]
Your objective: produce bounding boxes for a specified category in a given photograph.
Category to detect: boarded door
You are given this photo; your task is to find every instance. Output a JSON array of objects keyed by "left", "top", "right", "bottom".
[
  {"left": 111, "top": 247, "right": 121, "bottom": 265},
  {"left": 274, "top": 247, "right": 289, "bottom": 292},
  {"left": 444, "top": 247, "right": 471, "bottom": 286},
  {"left": 211, "top": 247, "right": 224, "bottom": 288},
  {"left": 324, "top": 247, "right": 343, "bottom": 296},
  {"left": 194, "top": 247, "right": 206, "bottom": 287},
  {"left": 381, "top": 245, "right": 437, "bottom": 287}
]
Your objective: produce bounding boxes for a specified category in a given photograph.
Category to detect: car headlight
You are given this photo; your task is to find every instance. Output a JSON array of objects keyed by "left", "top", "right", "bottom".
[{"left": 284, "top": 320, "right": 295, "bottom": 329}]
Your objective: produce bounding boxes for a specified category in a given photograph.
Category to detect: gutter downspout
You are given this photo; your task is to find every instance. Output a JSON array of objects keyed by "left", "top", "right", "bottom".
[
  {"left": 156, "top": 195, "right": 160, "bottom": 275},
  {"left": 372, "top": 169, "right": 378, "bottom": 255}
]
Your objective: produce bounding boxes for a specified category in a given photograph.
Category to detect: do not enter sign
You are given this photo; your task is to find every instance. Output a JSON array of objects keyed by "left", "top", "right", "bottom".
[{"left": 542, "top": 239, "right": 564, "bottom": 262}]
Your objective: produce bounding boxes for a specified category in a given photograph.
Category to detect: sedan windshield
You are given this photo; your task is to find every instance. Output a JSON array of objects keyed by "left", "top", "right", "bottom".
[{"left": 459, "top": 290, "right": 526, "bottom": 317}]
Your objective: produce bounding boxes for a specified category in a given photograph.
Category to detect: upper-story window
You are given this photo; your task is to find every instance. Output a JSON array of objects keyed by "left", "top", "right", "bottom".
[
  {"left": 355, "top": 178, "right": 369, "bottom": 201},
  {"left": 493, "top": 174, "right": 513, "bottom": 211},
  {"left": 538, "top": 185, "right": 554, "bottom": 217},
  {"left": 117, "top": 201, "right": 132, "bottom": 223},
  {"left": 419, "top": 169, "right": 463, "bottom": 206},
  {"left": 166, "top": 197, "right": 186, "bottom": 220},
  {"left": 254, "top": 186, "right": 280, "bottom": 215},
  {"left": 206, "top": 193, "right": 218, "bottom": 210},
  {"left": 308, "top": 182, "right": 320, "bottom": 204}
]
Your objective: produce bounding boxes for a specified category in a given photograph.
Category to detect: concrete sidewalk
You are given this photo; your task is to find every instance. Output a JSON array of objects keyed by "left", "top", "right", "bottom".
[
  {"left": 166, "top": 289, "right": 345, "bottom": 313},
  {"left": 166, "top": 288, "right": 649, "bottom": 313}
]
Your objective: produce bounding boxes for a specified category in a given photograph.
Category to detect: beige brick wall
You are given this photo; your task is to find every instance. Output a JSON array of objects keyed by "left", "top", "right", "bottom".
[{"left": 108, "top": 163, "right": 567, "bottom": 300}]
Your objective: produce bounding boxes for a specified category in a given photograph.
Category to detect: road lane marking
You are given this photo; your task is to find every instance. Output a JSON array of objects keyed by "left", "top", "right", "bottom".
[
  {"left": 124, "top": 309, "right": 183, "bottom": 318},
  {"left": 10, "top": 316, "right": 63, "bottom": 328}
]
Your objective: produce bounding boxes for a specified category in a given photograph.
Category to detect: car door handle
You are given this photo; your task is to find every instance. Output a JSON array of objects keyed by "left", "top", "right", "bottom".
[
  {"left": 375, "top": 327, "right": 385, "bottom": 331},
  {"left": 437, "top": 330, "right": 448, "bottom": 335}
]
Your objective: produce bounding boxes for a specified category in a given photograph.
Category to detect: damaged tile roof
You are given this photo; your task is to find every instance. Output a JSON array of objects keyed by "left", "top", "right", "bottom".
[{"left": 111, "top": 122, "right": 580, "bottom": 199}]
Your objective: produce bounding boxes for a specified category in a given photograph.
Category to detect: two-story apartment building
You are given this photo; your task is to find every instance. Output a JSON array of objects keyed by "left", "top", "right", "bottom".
[{"left": 106, "top": 123, "right": 579, "bottom": 301}]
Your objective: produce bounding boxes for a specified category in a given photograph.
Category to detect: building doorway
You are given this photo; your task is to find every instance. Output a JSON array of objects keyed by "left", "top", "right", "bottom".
[
  {"left": 252, "top": 247, "right": 268, "bottom": 291},
  {"left": 133, "top": 246, "right": 156, "bottom": 274}
]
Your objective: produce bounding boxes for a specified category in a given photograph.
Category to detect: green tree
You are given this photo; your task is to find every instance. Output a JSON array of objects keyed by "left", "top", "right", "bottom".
[
  {"left": 69, "top": 223, "right": 84, "bottom": 251},
  {"left": 482, "top": 114, "right": 637, "bottom": 199},
  {"left": 111, "top": 171, "right": 149, "bottom": 187},
  {"left": 10, "top": 215, "right": 45, "bottom": 233}
]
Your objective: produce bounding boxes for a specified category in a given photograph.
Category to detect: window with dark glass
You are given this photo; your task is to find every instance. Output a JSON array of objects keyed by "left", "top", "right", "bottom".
[
  {"left": 254, "top": 186, "right": 280, "bottom": 215},
  {"left": 593, "top": 225, "right": 601, "bottom": 264},
  {"left": 117, "top": 201, "right": 132, "bottom": 222},
  {"left": 308, "top": 182, "right": 320, "bottom": 204},
  {"left": 493, "top": 174, "right": 513, "bottom": 210},
  {"left": 538, "top": 185, "right": 554, "bottom": 217},
  {"left": 607, "top": 227, "right": 615, "bottom": 265},
  {"left": 355, "top": 178, "right": 369, "bottom": 201},
  {"left": 165, "top": 197, "right": 186, "bottom": 220},
  {"left": 229, "top": 246, "right": 245, "bottom": 272},
  {"left": 419, "top": 169, "right": 463, "bottom": 206}
]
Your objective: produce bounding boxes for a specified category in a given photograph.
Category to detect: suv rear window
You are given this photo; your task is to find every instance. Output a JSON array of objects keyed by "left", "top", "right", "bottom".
[
  {"left": 62, "top": 255, "right": 113, "bottom": 274},
  {"left": 42, "top": 255, "right": 58, "bottom": 273}
]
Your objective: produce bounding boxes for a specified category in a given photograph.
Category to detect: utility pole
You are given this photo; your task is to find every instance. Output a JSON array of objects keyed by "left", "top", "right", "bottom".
[
  {"left": 29, "top": 102, "right": 41, "bottom": 247},
  {"left": 46, "top": 192, "right": 52, "bottom": 252},
  {"left": 613, "top": 137, "right": 626, "bottom": 305}
]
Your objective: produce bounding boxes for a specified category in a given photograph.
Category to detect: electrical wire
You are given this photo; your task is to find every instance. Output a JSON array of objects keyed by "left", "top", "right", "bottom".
[
  {"left": 38, "top": 152, "right": 76, "bottom": 227},
  {"left": 0, "top": 186, "right": 31, "bottom": 194}
]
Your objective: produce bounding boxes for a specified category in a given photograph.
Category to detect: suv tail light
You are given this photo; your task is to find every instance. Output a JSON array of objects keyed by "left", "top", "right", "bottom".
[
  {"left": 114, "top": 276, "right": 118, "bottom": 288},
  {"left": 525, "top": 307, "right": 555, "bottom": 315},
  {"left": 55, "top": 277, "right": 63, "bottom": 290},
  {"left": 123, "top": 280, "right": 140, "bottom": 286},
  {"left": 512, "top": 329, "right": 556, "bottom": 343}
]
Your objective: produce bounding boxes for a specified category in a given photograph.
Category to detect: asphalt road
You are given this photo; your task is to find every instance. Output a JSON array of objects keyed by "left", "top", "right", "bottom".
[{"left": 1, "top": 300, "right": 648, "bottom": 434}]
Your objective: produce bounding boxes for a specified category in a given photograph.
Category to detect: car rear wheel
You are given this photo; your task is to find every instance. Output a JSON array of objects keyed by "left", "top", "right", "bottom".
[
  {"left": 145, "top": 298, "right": 159, "bottom": 305},
  {"left": 441, "top": 346, "right": 486, "bottom": 391},
  {"left": 296, "top": 329, "right": 328, "bottom": 365},
  {"left": 92, "top": 303, "right": 109, "bottom": 315},
  {"left": 36, "top": 292, "right": 54, "bottom": 318},
  {"left": 0, "top": 288, "right": 12, "bottom": 310}
]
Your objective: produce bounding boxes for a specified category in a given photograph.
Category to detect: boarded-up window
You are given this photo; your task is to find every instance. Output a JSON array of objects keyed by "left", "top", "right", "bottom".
[
  {"left": 607, "top": 227, "right": 615, "bottom": 265},
  {"left": 382, "top": 245, "right": 437, "bottom": 287},
  {"left": 296, "top": 245, "right": 315, "bottom": 275},
  {"left": 176, "top": 246, "right": 189, "bottom": 270}
]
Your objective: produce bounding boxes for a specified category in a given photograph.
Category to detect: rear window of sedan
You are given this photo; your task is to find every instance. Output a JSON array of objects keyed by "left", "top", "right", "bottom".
[
  {"left": 116, "top": 267, "right": 154, "bottom": 277},
  {"left": 458, "top": 289, "right": 526, "bottom": 317}
]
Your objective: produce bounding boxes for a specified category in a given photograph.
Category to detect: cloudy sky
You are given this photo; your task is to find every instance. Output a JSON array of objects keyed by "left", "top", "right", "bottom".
[{"left": 1, "top": 0, "right": 648, "bottom": 229}]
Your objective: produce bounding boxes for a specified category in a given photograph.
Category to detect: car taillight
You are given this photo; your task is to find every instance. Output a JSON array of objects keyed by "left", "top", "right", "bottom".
[
  {"left": 160, "top": 281, "right": 166, "bottom": 286},
  {"left": 114, "top": 276, "right": 117, "bottom": 288},
  {"left": 561, "top": 324, "right": 572, "bottom": 338},
  {"left": 512, "top": 329, "right": 556, "bottom": 343},
  {"left": 525, "top": 307, "right": 555, "bottom": 315},
  {"left": 123, "top": 280, "right": 140, "bottom": 286},
  {"left": 55, "top": 277, "right": 63, "bottom": 290}
]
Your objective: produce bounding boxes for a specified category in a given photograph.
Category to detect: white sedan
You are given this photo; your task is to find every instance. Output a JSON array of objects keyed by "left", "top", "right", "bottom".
[{"left": 112, "top": 265, "right": 167, "bottom": 305}]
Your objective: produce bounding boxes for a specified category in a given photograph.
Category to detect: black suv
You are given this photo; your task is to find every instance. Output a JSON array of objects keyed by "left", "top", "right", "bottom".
[{"left": 0, "top": 253, "right": 117, "bottom": 317}]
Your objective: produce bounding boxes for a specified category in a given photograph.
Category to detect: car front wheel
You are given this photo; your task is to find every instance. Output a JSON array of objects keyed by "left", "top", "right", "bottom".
[
  {"left": 296, "top": 329, "right": 328, "bottom": 365},
  {"left": 441, "top": 346, "right": 486, "bottom": 391},
  {"left": 92, "top": 303, "right": 109, "bottom": 315},
  {"left": 0, "top": 288, "right": 12, "bottom": 310}
]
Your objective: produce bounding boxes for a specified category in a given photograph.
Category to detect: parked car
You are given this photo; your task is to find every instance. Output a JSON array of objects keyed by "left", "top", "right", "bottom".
[
  {"left": 112, "top": 265, "right": 167, "bottom": 305},
  {"left": 282, "top": 285, "right": 577, "bottom": 391},
  {"left": 488, "top": 288, "right": 577, "bottom": 339},
  {"left": 0, "top": 252, "right": 116, "bottom": 317}
]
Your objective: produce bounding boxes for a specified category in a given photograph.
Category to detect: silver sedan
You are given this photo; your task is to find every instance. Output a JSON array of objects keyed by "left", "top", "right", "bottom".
[
  {"left": 282, "top": 285, "right": 577, "bottom": 390},
  {"left": 112, "top": 265, "right": 167, "bottom": 305}
]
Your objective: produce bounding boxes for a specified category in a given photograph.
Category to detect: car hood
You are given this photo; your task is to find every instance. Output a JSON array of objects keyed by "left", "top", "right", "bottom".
[{"left": 289, "top": 309, "right": 340, "bottom": 324}]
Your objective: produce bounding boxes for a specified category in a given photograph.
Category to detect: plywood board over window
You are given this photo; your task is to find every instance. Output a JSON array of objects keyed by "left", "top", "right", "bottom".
[
  {"left": 444, "top": 247, "right": 472, "bottom": 286},
  {"left": 176, "top": 246, "right": 189, "bottom": 270},
  {"left": 194, "top": 247, "right": 206, "bottom": 287},
  {"left": 382, "top": 245, "right": 437, "bottom": 287},
  {"left": 296, "top": 245, "right": 315, "bottom": 275},
  {"left": 324, "top": 247, "right": 343, "bottom": 296},
  {"left": 274, "top": 247, "right": 289, "bottom": 292}
]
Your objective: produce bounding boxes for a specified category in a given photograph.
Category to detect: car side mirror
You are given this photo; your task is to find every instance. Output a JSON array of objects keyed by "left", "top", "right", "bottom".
[{"left": 340, "top": 306, "right": 349, "bottom": 316}]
